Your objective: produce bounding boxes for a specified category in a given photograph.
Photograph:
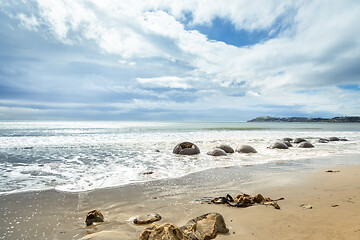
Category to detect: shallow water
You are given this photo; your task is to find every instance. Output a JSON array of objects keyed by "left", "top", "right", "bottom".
[{"left": 0, "top": 121, "right": 359, "bottom": 194}]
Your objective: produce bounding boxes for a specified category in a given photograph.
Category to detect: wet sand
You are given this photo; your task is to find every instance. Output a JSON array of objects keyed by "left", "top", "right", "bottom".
[{"left": 1, "top": 162, "right": 360, "bottom": 239}]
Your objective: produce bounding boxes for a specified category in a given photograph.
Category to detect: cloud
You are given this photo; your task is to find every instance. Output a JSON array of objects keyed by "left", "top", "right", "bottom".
[{"left": 0, "top": 0, "right": 360, "bottom": 120}]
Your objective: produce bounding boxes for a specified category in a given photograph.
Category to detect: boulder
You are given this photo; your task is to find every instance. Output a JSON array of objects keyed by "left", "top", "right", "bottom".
[
  {"left": 269, "top": 141, "right": 288, "bottom": 149},
  {"left": 298, "top": 141, "right": 314, "bottom": 148},
  {"left": 181, "top": 213, "right": 228, "bottom": 240},
  {"left": 282, "top": 137, "right": 293, "bottom": 142},
  {"left": 207, "top": 148, "right": 227, "bottom": 156},
  {"left": 173, "top": 142, "right": 200, "bottom": 155},
  {"left": 139, "top": 223, "right": 184, "bottom": 240},
  {"left": 215, "top": 144, "right": 234, "bottom": 153},
  {"left": 85, "top": 210, "right": 104, "bottom": 226},
  {"left": 282, "top": 141, "right": 293, "bottom": 147},
  {"left": 318, "top": 138, "right": 329, "bottom": 143},
  {"left": 329, "top": 137, "right": 340, "bottom": 141},
  {"left": 133, "top": 213, "right": 161, "bottom": 225},
  {"left": 293, "top": 138, "right": 306, "bottom": 143},
  {"left": 236, "top": 145, "right": 257, "bottom": 153},
  {"left": 340, "top": 138, "right": 348, "bottom": 141}
]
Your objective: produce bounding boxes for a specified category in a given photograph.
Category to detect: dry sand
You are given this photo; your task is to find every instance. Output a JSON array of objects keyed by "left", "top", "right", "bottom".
[{"left": 1, "top": 164, "right": 360, "bottom": 240}]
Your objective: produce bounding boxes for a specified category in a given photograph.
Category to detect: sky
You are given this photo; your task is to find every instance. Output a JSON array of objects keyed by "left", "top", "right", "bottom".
[{"left": 0, "top": 0, "right": 360, "bottom": 121}]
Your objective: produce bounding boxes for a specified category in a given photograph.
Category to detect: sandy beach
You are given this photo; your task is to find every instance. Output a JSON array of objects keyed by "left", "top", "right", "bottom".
[{"left": 1, "top": 157, "right": 360, "bottom": 240}]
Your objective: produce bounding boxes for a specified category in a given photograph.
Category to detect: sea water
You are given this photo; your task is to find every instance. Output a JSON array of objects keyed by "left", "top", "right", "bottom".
[{"left": 0, "top": 121, "right": 359, "bottom": 194}]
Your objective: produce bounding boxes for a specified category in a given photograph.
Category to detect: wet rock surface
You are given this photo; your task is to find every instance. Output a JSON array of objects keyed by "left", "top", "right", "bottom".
[
  {"left": 298, "top": 141, "right": 314, "bottom": 148},
  {"left": 173, "top": 142, "right": 200, "bottom": 155},
  {"left": 236, "top": 145, "right": 257, "bottom": 153},
  {"left": 207, "top": 148, "right": 227, "bottom": 156},
  {"left": 215, "top": 144, "right": 234, "bottom": 153},
  {"left": 269, "top": 141, "right": 289, "bottom": 149},
  {"left": 85, "top": 210, "right": 104, "bottom": 226},
  {"left": 133, "top": 213, "right": 162, "bottom": 225}
]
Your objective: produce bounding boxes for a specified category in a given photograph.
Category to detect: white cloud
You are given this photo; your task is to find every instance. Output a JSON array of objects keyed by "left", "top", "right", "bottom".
[
  {"left": 16, "top": 13, "right": 39, "bottom": 31},
  {"left": 137, "top": 76, "right": 191, "bottom": 89}
]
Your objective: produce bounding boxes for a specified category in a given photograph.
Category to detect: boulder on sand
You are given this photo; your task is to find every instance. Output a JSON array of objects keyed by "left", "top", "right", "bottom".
[
  {"left": 133, "top": 213, "right": 161, "bottom": 225},
  {"left": 207, "top": 148, "right": 227, "bottom": 156},
  {"left": 282, "top": 138, "right": 293, "bottom": 142},
  {"left": 282, "top": 141, "right": 293, "bottom": 147},
  {"left": 215, "top": 144, "right": 234, "bottom": 153},
  {"left": 269, "top": 141, "right": 288, "bottom": 149},
  {"left": 236, "top": 145, "right": 257, "bottom": 153},
  {"left": 298, "top": 141, "right": 314, "bottom": 148},
  {"left": 139, "top": 223, "right": 184, "bottom": 240},
  {"left": 329, "top": 137, "right": 340, "bottom": 141},
  {"left": 85, "top": 210, "right": 104, "bottom": 226},
  {"left": 318, "top": 138, "right": 329, "bottom": 143},
  {"left": 293, "top": 138, "right": 306, "bottom": 143},
  {"left": 173, "top": 142, "right": 200, "bottom": 155}
]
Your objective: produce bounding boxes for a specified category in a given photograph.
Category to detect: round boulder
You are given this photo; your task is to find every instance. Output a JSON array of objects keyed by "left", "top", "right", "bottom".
[
  {"left": 236, "top": 145, "right": 257, "bottom": 153},
  {"left": 340, "top": 138, "right": 348, "bottom": 141},
  {"left": 299, "top": 141, "right": 314, "bottom": 148},
  {"left": 207, "top": 148, "right": 227, "bottom": 156},
  {"left": 318, "top": 138, "right": 329, "bottom": 143},
  {"left": 329, "top": 137, "right": 340, "bottom": 141},
  {"left": 269, "top": 141, "right": 288, "bottom": 149},
  {"left": 293, "top": 138, "right": 306, "bottom": 143},
  {"left": 173, "top": 142, "right": 200, "bottom": 155},
  {"left": 215, "top": 144, "right": 234, "bottom": 153},
  {"left": 282, "top": 138, "right": 293, "bottom": 142},
  {"left": 283, "top": 141, "right": 293, "bottom": 147}
]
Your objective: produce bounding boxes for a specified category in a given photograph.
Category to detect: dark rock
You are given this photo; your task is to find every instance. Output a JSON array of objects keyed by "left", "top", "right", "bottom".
[
  {"left": 142, "top": 171, "right": 154, "bottom": 175},
  {"left": 207, "top": 148, "right": 227, "bottom": 156},
  {"left": 139, "top": 223, "right": 184, "bottom": 240},
  {"left": 329, "top": 137, "right": 340, "bottom": 141},
  {"left": 298, "top": 141, "right": 314, "bottom": 148},
  {"left": 293, "top": 138, "right": 306, "bottom": 143},
  {"left": 318, "top": 138, "right": 329, "bottom": 143},
  {"left": 154, "top": 149, "right": 160, "bottom": 152},
  {"left": 85, "top": 210, "right": 104, "bottom": 226},
  {"left": 269, "top": 141, "right": 288, "bottom": 149},
  {"left": 340, "top": 138, "right": 348, "bottom": 141},
  {"left": 236, "top": 145, "right": 257, "bottom": 153},
  {"left": 133, "top": 213, "right": 161, "bottom": 225},
  {"left": 181, "top": 212, "right": 228, "bottom": 240},
  {"left": 173, "top": 142, "right": 200, "bottom": 155},
  {"left": 282, "top": 138, "right": 293, "bottom": 142},
  {"left": 282, "top": 141, "right": 293, "bottom": 147},
  {"left": 215, "top": 144, "right": 234, "bottom": 153}
]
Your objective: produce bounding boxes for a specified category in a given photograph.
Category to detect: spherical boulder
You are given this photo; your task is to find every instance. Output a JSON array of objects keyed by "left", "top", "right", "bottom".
[
  {"left": 207, "top": 148, "right": 227, "bottom": 156},
  {"left": 236, "top": 145, "right": 257, "bottom": 153},
  {"left": 173, "top": 142, "right": 200, "bottom": 155},
  {"left": 340, "top": 138, "right": 348, "bottom": 141},
  {"left": 215, "top": 144, "right": 234, "bottom": 153},
  {"left": 329, "top": 137, "right": 340, "bottom": 141},
  {"left": 299, "top": 141, "right": 314, "bottom": 148},
  {"left": 282, "top": 138, "right": 293, "bottom": 142},
  {"left": 318, "top": 138, "right": 329, "bottom": 143},
  {"left": 283, "top": 141, "right": 293, "bottom": 147},
  {"left": 293, "top": 138, "right": 306, "bottom": 143},
  {"left": 269, "top": 141, "right": 288, "bottom": 149}
]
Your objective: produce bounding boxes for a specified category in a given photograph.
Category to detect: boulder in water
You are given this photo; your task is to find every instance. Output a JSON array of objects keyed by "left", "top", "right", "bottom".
[
  {"left": 173, "top": 142, "right": 200, "bottom": 155},
  {"left": 207, "top": 148, "right": 227, "bottom": 156},
  {"left": 269, "top": 141, "right": 288, "bottom": 149},
  {"left": 215, "top": 144, "right": 234, "bottom": 153},
  {"left": 236, "top": 145, "right": 257, "bottom": 153},
  {"left": 298, "top": 141, "right": 314, "bottom": 148},
  {"left": 85, "top": 210, "right": 104, "bottom": 226},
  {"left": 293, "top": 138, "right": 306, "bottom": 143}
]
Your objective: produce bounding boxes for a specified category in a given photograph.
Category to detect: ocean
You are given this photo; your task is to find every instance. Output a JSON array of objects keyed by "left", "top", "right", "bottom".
[{"left": 0, "top": 121, "right": 359, "bottom": 195}]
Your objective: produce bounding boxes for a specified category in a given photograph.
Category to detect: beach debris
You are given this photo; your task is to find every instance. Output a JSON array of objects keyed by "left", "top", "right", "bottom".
[
  {"left": 269, "top": 141, "right": 288, "bottom": 149},
  {"left": 181, "top": 212, "right": 229, "bottom": 240},
  {"left": 207, "top": 148, "right": 227, "bottom": 156},
  {"left": 85, "top": 209, "right": 104, "bottom": 226},
  {"left": 329, "top": 137, "right": 340, "bottom": 141},
  {"left": 298, "top": 141, "right": 314, "bottom": 148},
  {"left": 200, "top": 193, "right": 284, "bottom": 209},
  {"left": 318, "top": 138, "right": 329, "bottom": 143},
  {"left": 133, "top": 213, "right": 162, "bottom": 225},
  {"left": 293, "top": 138, "right": 306, "bottom": 143},
  {"left": 331, "top": 204, "right": 339, "bottom": 207},
  {"left": 326, "top": 170, "right": 340, "bottom": 173},
  {"left": 139, "top": 213, "right": 228, "bottom": 240},
  {"left": 282, "top": 137, "right": 293, "bottom": 142},
  {"left": 236, "top": 145, "right": 257, "bottom": 153},
  {"left": 300, "top": 204, "right": 313, "bottom": 209},
  {"left": 139, "top": 223, "right": 184, "bottom": 240},
  {"left": 215, "top": 144, "right": 234, "bottom": 153},
  {"left": 282, "top": 141, "right": 293, "bottom": 147},
  {"left": 173, "top": 142, "right": 200, "bottom": 155}
]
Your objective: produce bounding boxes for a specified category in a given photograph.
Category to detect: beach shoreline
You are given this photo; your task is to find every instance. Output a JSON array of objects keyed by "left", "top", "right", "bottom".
[{"left": 1, "top": 154, "right": 360, "bottom": 239}]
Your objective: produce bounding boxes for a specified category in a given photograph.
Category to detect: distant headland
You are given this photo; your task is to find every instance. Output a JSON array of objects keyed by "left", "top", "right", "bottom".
[{"left": 248, "top": 116, "right": 360, "bottom": 123}]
